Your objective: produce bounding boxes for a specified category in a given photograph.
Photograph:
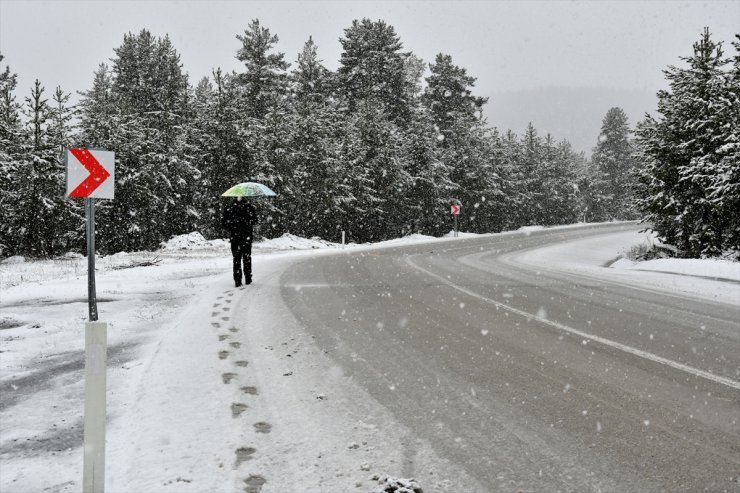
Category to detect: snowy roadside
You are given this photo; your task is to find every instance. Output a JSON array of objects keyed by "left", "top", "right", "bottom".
[
  {"left": 2, "top": 223, "right": 737, "bottom": 493},
  {"left": 504, "top": 229, "right": 740, "bottom": 305},
  {"left": 0, "top": 231, "right": 484, "bottom": 493}
]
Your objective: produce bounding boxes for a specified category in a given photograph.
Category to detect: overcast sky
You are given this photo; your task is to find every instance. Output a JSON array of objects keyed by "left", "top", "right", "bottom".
[
  {"left": 0, "top": 0, "right": 740, "bottom": 153},
  {"left": 0, "top": 0, "right": 738, "bottom": 151}
]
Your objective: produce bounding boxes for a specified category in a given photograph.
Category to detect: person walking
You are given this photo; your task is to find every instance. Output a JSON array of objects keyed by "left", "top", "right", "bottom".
[{"left": 222, "top": 197, "right": 258, "bottom": 287}]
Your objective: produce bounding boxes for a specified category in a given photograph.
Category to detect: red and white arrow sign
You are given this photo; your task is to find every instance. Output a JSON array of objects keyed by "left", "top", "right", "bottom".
[
  {"left": 451, "top": 204, "right": 461, "bottom": 215},
  {"left": 66, "top": 148, "right": 115, "bottom": 199}
]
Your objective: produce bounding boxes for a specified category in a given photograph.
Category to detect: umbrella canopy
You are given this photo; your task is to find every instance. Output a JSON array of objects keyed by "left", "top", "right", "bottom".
[{"left": 221, "top": 182, "right": 277, "bottom": 198}]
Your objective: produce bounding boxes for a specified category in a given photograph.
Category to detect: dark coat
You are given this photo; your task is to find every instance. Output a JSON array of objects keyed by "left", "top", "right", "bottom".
[{"left": 222, "top": 200, "right": 257, "bottom": 241}]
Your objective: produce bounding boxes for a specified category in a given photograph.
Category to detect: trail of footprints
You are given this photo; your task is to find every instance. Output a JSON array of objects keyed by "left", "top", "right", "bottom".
[{"left": 212, "top": 291, "right": 269, "bottom": 492}]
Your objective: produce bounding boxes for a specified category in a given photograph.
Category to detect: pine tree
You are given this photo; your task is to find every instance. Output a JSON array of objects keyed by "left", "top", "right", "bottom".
[
  {"left": 635, "top": 28, "right": 739, "bottom": 257},
  {"left": 588, "top": 107, "right": 636, "bottom": 221},
  {"left": 284, "top": 38, "right": 345, "bottom": 239},
  {"left": 519, "top": 123, "right": 544, "bottom": 225},
  {"left": 235, "top": 19, "right": 290, "bottom": 120},
  {"left": 0, "top": 53, "right": 24, "bottom": 256},
  {"left": 49, "top": 86, "right": 83, "bottom": 252},
  {"left": 190, "top": 70, "right": 252, "bottom": 238},
  {"left": 338, "top": 102, "right": 410, "bottom": 241},
  {"left": 15, "top": 80, "right": 73, "bottom": 256},
  {"left": 338, "top": 19, "right": 411, "bottom": 125},
  {"left": 400, "top": 106, "right": 454, "bottom": 236},
  {"left": 422, "top": 53, "right": 487, "bottom": 141},
  {"left": 78, "top": 30, "right": 197, "bottom": 253},
  {"left": 292, "top": 37, "right": 333, "bottom": 105}
]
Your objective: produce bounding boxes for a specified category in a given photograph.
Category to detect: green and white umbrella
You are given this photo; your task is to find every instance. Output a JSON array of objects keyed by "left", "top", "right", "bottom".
[{"left": 221, "top": 182, "right": 277, "bottom": 198}]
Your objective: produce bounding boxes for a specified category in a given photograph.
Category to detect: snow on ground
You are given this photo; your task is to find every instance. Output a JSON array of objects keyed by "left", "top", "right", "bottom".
[
  {"left": 611, "top": 257, "right": 740, "bottom": 282},
  {"left": 0, "top": 232, "right": 484, "bottom": 493},
  {"left": 2, "top": 224, "right": 738, "bottom": 492},
  {"left": 506, "top": 229, "right": 740, "bottom": 305}
]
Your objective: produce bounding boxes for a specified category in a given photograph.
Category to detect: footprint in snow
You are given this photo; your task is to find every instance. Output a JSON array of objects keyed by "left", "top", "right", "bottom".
[
  {"left": 243, "top": 475, "right": 266, "bottom": 492},
  {"left": 219, "top": 334, "right": 229, "bottom": 341},
  {"left": 235, "top": 447, "right": 255, "bottom": 466},
  {"left": 219, "top": 351, "right": 229, "bottom": 360},
  {"left": 235, "top": 360, "right": 248, "bottom": 367},
  {"left": 222, "top": 373, "right": 237, "bottom": 384},
  {"left": 241, "top": 386, "right": 258, "bottom": 395},
  {"left": 231, "top": 402, "right": 248, "bottom": 418},
  {"left": 253, "top": 422, "right": 271, "bottom": 434},
  {"left": 230, "top": 342, "right": 241, "bottom": 349}
]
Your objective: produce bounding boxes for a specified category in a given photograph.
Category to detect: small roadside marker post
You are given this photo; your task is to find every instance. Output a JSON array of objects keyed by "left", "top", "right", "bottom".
[
  {"left": 65, "top": 148, "right": 114, "bottom": 493},
  {"left": 450, "top": 199, "right": 462, "bottom": 238}
]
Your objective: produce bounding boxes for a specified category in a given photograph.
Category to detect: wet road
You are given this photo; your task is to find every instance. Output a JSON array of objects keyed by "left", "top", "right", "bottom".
[{"left": 280, "top": 224, "right": 740, "bottom": 492}]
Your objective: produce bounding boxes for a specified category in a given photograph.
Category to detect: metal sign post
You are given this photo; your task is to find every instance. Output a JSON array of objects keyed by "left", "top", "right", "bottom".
[
  {"left": 65, "top": 148, "right": 114, "bottom": 493},
  {"left": 86, "top": 198, "right": 98, "bottom": 321}
]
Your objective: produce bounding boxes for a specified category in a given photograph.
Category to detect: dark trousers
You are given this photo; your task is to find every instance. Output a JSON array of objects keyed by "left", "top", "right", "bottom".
[{"left": 230, "top": 237, "right": 252, "bottom": 284}]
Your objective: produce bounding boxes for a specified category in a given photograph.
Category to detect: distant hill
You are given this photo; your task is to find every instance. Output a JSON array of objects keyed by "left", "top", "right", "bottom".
[{"left": 486, "top": 86, "right": 657, "bottom": 157}]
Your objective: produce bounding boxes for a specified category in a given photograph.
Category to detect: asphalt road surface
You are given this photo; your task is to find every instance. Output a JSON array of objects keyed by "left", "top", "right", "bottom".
[{"left": 279, "top": 224, "right": 740, "bottom": 492}]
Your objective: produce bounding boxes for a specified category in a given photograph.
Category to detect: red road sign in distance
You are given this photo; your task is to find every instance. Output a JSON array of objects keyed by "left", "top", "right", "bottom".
[
  {"left": 451, "top": 204, "right": 461, "bottom": 215},
  {"left": 66, "top": 148, "right": 114, "bottom": 199}
]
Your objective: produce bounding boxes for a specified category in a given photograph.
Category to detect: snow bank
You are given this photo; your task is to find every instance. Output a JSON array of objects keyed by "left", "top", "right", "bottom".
[
  {"left": 442, "top": 230, "right": 481, "bottom": 239},
  {"left": 507, "top": 229, "right": 740, "bottom": 305},
  {"left": 159, "top": 232, "right": 228, "bottom": 250},
  {"left": 612, "top": 257, "right": 740, "bottom": 282},
  {"left": 254, "top": 233, "right": 340, "bottom": 250},
  {"left": 1, "top": 255, "right": 26, "bottom": 264},
  {"left": 517, "top": 225, "right": 545, "bottom": 233}
]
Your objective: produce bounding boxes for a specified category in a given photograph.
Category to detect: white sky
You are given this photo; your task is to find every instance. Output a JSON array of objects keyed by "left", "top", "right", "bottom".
[{"left": 1, "top": 0, "right": 737, "bottom": 101}]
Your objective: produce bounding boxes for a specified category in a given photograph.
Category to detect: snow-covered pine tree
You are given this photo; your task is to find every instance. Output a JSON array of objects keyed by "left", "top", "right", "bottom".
[
  {"left": 78, "top": 30, "right": 197, "bottom": 253},
  {"left": 588, "top": 107, "right": 636, "bottom": 221},
  {"left": 232, "top": 20, "right": 291, "bottom": 235},
  {"left": 284, "top": 38, "right": 345, "bottom": 240},
  {"left": 337, "top": 19, "right": 411, "bottom": 126},
  {"left": 48, "top": 86, "right": 83, "bottom": 252},
  {"left": 496, "top": 129, "right": 527, "bottom": 231},
  {"left": 190, "top": 70, "right": 252, "bottom": 238},
  {"left": 13, "top": 80, "right": 72, "bottom": 256},
  {"left": 399, "top": 100, "right": 454, "bottom": 236},
  {"left": 635, "top": 28, "right": 738, "bottom": 257},
  {"left": 236, "top": 19, "right": 290, "bottom": 121},
  {"left": 422, "top": 53, "right": 487, "bottom": 143},
  {"left": 518, "top": 123, "right": 544, "bottom": 225},
  {"left": 542, "top": 136, "right": 582, "bottom": 225},
  {"left": 0, "top": 53, "right": 24, "bottom": 256},
  {"left": 338, "top": 101, "right": 409, "bottom": 241},
  {"left": 292, "top": 37, "right": 333, "bottom": 106},
  {"left": 422, "top": 53, "right": 494, "bottom": 233},
  {"left": 713, "top": 36, "right": 740, "bottom": 254}
]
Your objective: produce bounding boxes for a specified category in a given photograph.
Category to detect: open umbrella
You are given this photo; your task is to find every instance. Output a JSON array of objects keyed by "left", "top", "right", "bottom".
[{"left": 221, "top": 182, "right": 277, "bottom": 198}]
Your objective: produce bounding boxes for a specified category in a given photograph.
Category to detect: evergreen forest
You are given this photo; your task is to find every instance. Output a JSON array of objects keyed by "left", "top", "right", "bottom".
[{"left": 1, "top": 20, "right": 737, "bottom": 258}]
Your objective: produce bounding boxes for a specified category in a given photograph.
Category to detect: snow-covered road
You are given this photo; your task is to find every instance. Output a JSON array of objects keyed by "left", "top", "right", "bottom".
[{"left": 1, "top": 224, "right": 738, "bottom": 492}]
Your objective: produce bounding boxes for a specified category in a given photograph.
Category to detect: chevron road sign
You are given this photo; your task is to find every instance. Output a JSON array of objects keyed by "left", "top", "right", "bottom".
[{"left": 66, "top": 148, "right": 114, "bottom": 199}]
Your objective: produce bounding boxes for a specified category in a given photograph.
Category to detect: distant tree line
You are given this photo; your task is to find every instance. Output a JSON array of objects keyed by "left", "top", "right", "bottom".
[{"left": 1, "top": 20, "right": 733, "bottom": 258}]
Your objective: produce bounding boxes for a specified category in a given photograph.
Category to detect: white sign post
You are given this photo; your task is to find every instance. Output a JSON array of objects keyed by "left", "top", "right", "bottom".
[{"left": 65, "top": 148, "right": 114, "bottom": 493}]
